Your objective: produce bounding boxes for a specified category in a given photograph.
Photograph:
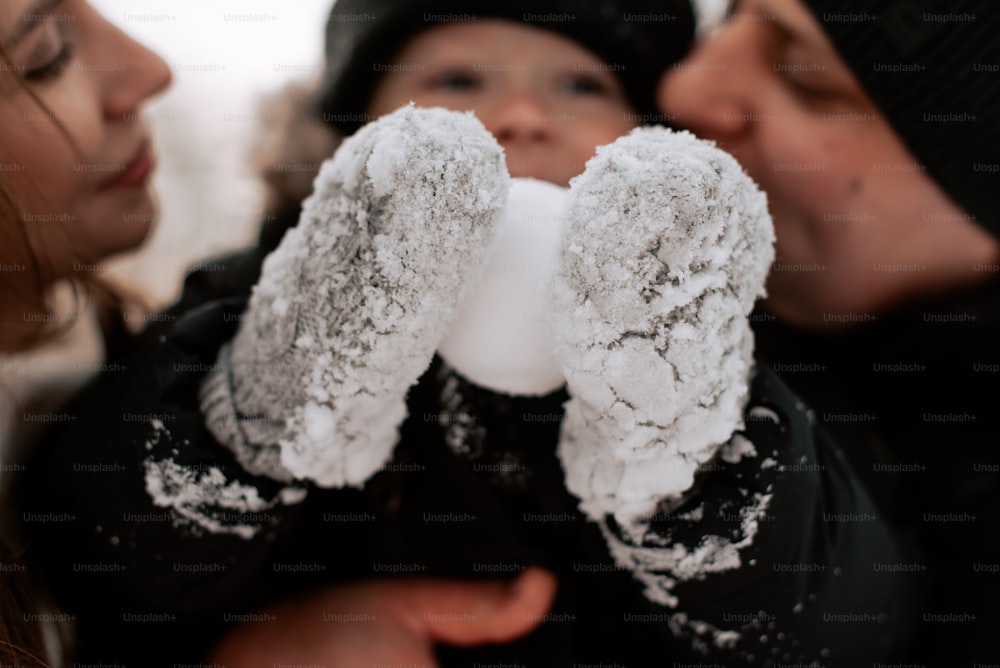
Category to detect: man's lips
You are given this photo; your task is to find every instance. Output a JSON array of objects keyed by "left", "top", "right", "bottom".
[{"left": 99, "top": 142, "right": 154, "bottom": 191}]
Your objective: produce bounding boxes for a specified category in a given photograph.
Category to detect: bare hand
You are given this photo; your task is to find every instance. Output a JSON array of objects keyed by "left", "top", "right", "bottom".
[{"left": 208, "top": 567, "right": 557, "bottom": 667}]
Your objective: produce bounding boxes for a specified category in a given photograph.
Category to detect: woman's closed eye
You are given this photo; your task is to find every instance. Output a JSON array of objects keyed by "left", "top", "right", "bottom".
[{"left": 23, "top": 40, "right": 76, "bottom": 83}]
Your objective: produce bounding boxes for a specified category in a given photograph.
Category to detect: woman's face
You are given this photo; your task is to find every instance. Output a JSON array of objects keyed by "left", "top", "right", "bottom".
[
  {"left": 0, "top": 0, "right": 171, "bottom": 269},
  {"left": 658, "top": 0, "right": 999, "bottom": 327},
  {"left": 367, "top": 19, "right": 639, "bottom": 187}
]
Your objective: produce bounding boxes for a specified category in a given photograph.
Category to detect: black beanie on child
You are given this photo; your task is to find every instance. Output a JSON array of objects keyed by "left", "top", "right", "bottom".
[
  {"left": 801, "top": 0, "right": 1000, "bottom": 237},
  {"left": 317, "top": 0, "right": 695, "bottom": 135}
]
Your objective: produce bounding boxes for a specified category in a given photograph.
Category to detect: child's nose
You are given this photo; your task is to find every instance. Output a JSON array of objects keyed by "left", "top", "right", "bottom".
[{"left": 482, "top": 95, "right": 555, "bottom": 146}]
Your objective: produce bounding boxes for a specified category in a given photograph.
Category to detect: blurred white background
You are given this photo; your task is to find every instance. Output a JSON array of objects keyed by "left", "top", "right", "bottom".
[{"left": 91, "top": 0, "right": 333, "bottom": 306}]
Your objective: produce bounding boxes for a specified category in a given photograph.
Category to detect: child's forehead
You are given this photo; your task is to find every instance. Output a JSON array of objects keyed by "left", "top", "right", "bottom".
[{"left": 397, "top": 18, "right": 613, "bottom": 62}]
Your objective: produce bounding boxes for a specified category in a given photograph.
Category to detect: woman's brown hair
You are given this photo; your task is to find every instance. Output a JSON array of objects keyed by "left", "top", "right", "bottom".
[
  {"left": 0, "top": 43, "right": 131, "bottom": 354},
  {"left": 0, "top": 542, "right": 55, "bottom": 667},
  {"left": 0, "top": 37, "right": 130, "bottom": 667},
  {"left": 0, "top": 177, "right": 66, "bottom": 353}
]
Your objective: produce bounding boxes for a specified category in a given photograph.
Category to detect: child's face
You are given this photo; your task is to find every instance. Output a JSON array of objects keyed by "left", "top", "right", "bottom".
[{"left": 368, "top": 19, "right": 639, "bottom": 187}]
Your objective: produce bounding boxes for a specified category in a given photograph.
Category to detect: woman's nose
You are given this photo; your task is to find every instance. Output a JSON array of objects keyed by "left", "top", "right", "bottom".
[{"left": 99, "top": 23, "right": 173, "bottom": 122}]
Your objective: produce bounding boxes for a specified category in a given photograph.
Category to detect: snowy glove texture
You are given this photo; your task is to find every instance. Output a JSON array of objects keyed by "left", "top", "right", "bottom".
[
  {"left": 201, "top": 106, "right": 509, "bottom": 487},
  {"left": 549, "top": 127, "right": 774, "bottom": 540}
]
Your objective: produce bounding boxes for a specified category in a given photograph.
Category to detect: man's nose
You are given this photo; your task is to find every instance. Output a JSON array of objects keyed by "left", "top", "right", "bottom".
[{"left": 657, "top": 23, "right": 759, "bottom": 145}]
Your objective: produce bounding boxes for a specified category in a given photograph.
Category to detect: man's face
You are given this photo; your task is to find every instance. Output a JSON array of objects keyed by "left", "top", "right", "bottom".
[
  {"left": 658, "top": 0, "right": 998, "bottom": 327},
  {"left": 367, "top": 19, "right": 640, "bottom": 187}
]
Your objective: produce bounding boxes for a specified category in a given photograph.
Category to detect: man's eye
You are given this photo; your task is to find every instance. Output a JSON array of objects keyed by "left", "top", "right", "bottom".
[
  {"left": 24, "top": 42, "right": 75, "bottom": 83},
  {"left": 432, "top": 72, "right": 479, "bottom": 91},
  {"left": 782, "top": 73, "right": 837, "bottom": 102}
]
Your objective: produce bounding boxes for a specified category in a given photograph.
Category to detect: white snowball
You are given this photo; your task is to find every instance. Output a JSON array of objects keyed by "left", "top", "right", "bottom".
[{"left": 437, "top": 178, "right": 568, "bottom": 395}]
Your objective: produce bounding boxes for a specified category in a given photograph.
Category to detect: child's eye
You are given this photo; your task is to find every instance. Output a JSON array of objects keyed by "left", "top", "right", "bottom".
[
  {"left": 24, "top": 42, "right": 75, "bottom": 83},
  {"left": 431, "top": 72, "right": 480, "bottom": 91},
  {"left": 562, "top": 75, "right": 609, "bottom": 96}
]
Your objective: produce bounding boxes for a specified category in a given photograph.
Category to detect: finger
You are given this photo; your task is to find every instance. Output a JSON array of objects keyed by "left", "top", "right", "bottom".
[{"left": 397, "top": 567, "right": 558, "bottom": 647}]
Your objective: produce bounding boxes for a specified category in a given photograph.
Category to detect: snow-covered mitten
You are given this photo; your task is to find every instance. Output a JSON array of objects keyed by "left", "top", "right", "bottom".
[
  {"left": 549, "top": 127, "right": 774, "bottom": 541},
  {"left": 200, "top": 106, "right": 509, "bottom": 487}
]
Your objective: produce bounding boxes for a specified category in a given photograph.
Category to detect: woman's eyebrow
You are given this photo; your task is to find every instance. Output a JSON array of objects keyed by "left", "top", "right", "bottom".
[{"left": 3, "top": 0, "right": 65, "bottom": 50}]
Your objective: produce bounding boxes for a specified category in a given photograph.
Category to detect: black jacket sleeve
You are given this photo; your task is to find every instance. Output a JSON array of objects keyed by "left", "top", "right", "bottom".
[
  {"left": 595, "top": 363, "right": 929, "bottom": 667},
  {"left": 17, "top": 212, "right": 371, "bottom": 665}
]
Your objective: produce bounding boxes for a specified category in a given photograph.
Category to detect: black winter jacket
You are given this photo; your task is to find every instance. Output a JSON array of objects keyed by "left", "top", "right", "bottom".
[
  {"left": 20, "top": 209, "right": 925, "bottom": 667},
  {"left": 753, "top": 273, "right": 1000, "bottom": 667}
]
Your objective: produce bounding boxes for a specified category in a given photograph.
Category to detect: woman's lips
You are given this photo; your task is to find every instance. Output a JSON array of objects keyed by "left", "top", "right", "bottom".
[{"left": 99, "top": 142, "right": 154, "bottom": 191}]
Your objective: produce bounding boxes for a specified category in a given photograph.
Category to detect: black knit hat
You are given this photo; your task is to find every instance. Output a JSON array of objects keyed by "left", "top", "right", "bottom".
[
  {"left": 802, "top": 0, "right": 1000, "bottom": 237},
  {"left": 317, "top": 0, "right": 695, "bottom": 135}
]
